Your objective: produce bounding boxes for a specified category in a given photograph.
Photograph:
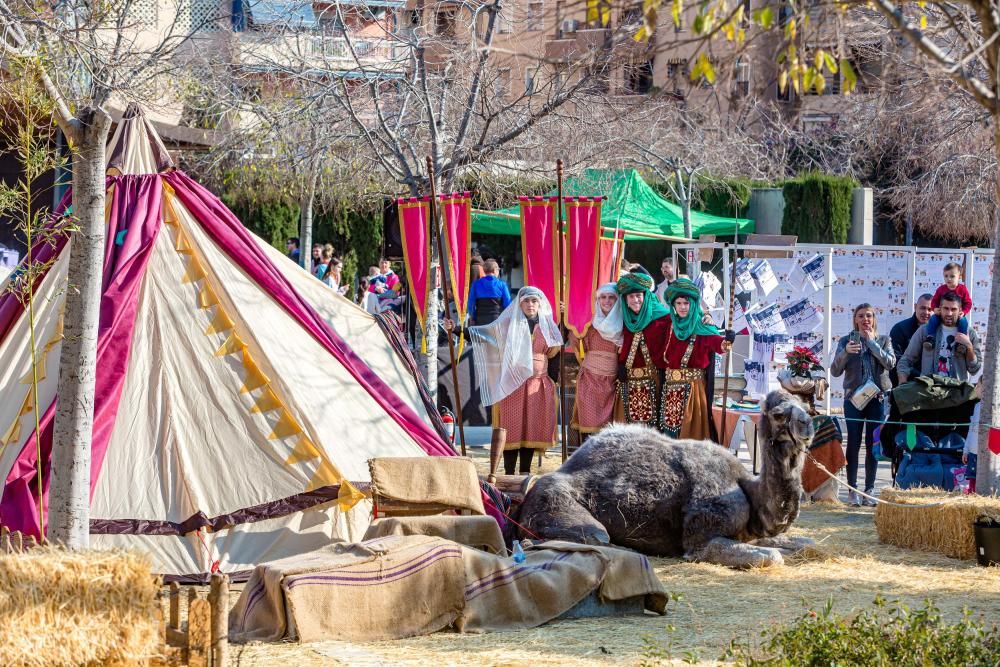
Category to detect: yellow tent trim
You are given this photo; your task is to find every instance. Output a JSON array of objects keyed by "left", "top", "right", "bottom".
[
  {"left": 0, "top": 416, "right": 21, "bottom": 447},
  {"left": 337, "top": 480, "right": 367, "bottom": 511},
  {"left": 284, "top": 435, "right": 323, "bottom": 464},
  {"left": 250, "top": 387, "right": 283, "bottom": 414},
  {"left": 239, "top": 351, "right": 270, "bottom": 394},
  {"left": 267, "top": 409, "right": 303, "bottom": 440},
  {"left": 182, "top": 256, "right": 206, "bottom": 284},
  {"left": 205, "top": 307, "right": 235, "bottom": 335},
  {"left": 175, "top": 231, "right": 193, "bottom": 255},
  {"left": 197, "top": 284, "right": 219, "bottom": 309},
  {"left": 214, "top": 331, "right": 247, "bottom": 357},
  {"left": 306, "top": 458, "right": 343, "bottom": 493}
]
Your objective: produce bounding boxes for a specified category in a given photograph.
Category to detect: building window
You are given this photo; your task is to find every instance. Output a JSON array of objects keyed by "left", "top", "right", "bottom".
[
  {"left": 496, "top": 7, "right": 512, "bottom": 33},
  {"left": 734, "top": 58, "right": 750, "bottom": 97},
  {"left": 527, "top": 1, "right": 544, "bottom": 31},
  {"left": 436, "top": 8, "right": 457, "bottom": 36},
  {"left": 525, "top": 71, "right": 536, "bottom": 95},
  {"left": 622, "top": 3, "right": 643, "bottom": 26},
  {"left": 623, "top": 59, "right": 654, "bottom": 94},
  {"left": 553, "top": 64, "right": 567, "bottom": 88},
  {"left": 496, "top": 68, "right": 512, "bottom": 96}
]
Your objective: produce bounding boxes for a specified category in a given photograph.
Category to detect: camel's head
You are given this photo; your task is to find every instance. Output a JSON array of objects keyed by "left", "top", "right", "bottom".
[{"left": 759, "top": 390, "right": 814, "bottom": 470}]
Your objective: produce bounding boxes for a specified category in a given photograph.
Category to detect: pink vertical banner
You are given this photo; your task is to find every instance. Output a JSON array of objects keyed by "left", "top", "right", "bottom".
[
  {"left": 439, "top": 191, "right": 472, "bottom": 324},
  {"left": 519, "top": 196, "right": 561, "bottom": 324},
  {"left": 396, "top": 197, "right": 432, "bottom": 346},
  {"left": 598, "top": 230, "right": 625, "bottom": 283},
  {"left": 565, "top": 197, "right": 603, "bottom": 337}
]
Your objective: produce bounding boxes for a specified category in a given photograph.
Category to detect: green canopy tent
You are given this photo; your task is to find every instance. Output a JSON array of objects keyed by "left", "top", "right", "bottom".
[{"left": 472, "top": 168, "right": 754, "bottom": 240}]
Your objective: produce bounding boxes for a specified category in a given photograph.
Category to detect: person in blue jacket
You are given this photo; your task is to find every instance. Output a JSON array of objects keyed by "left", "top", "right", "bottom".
[{"left": 468, "top": 259, "right": 512, "bottom": 325}]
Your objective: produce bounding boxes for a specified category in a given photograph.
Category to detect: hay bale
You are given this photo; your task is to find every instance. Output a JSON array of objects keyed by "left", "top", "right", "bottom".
[
  {"left": 0, "top": 547, "right": 160, "bottom": 667},
  {"left": 874, "top": 488, "right": 1000, "bottom": 560}
]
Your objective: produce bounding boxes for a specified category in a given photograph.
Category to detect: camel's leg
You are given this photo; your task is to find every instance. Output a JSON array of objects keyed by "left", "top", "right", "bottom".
[
  {"left": 750, "top": 535, "right": 815, "bottom": 556},
  {"left": 686, "top": 537, "right": 784, "bottom": 568},
  {"left": 518, "top": 476, "right": 611, "bottom": 546}
]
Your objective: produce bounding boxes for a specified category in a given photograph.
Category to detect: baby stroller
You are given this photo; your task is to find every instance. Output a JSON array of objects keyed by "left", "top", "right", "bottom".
[{"left": 879, "top": 376, "right": 978, "bottom": 491}]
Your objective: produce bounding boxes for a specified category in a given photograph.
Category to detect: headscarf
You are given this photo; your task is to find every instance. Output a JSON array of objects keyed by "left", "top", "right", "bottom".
[
  {"left": 616, "top": 271, "right": 669, "bottom": 333},
  {"left": 591, "top": 283, "right": 623, "bottom": 345},
  {"left": 666, "top": 278, "right": 720, "bottom": 341},
  {"left": 468, "top": 286, "right": 563, "bottom": 406}
]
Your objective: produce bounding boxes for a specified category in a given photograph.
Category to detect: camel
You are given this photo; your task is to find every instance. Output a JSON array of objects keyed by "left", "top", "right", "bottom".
[{"left": 517, "top": 390, "right": 815, "bottom": 568}]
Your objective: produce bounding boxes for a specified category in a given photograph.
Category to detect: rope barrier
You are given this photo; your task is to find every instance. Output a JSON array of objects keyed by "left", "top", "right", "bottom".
[{"left": 805, "top": 452, "right": 958, "bottom": 509}]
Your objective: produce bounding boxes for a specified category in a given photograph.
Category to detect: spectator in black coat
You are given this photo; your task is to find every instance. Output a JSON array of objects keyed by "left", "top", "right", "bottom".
[{"left": 888, "top": 293, "right": 932, "bottom": 387}]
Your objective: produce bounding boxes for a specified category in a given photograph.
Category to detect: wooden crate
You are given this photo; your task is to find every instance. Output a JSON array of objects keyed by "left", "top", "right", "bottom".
[
  {"left": 0, "top": 525, "right": 38, "bottom": 553},
  {"left": 154, "top": 574, "right": 229, "bottom": 667}
]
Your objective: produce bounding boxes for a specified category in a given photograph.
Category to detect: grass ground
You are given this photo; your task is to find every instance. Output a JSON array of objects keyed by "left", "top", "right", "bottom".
[{"left": 224, "top": 450, "right": 1000, "bottom": 665}]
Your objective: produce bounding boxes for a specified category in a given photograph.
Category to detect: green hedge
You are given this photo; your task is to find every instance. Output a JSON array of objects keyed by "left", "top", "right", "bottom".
[
  {"left": 782, "top": 174, "right": 857, "bottom": 244},
  {"left": 696, "top": 177, "right": 768, "bottom": 218}
]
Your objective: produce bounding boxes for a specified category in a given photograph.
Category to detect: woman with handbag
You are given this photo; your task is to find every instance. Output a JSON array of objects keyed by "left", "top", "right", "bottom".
[{"left": 830, "top": 303, "right": 895, "bottom": 506}]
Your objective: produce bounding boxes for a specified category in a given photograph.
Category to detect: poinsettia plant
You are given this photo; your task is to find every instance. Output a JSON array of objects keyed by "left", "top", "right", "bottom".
[{"left": 785, "top": 346, "right": 822, "bottom": 377}]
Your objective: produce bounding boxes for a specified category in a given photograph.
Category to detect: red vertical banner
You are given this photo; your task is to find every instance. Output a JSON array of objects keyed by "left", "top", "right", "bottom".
[
  {"left": 519, "top": 196, "right": 561, "bottom": 325},
  {"left": 598, "top": 231, "right": 626, "bottom": 283},
  {"left": 564, "top": 197, "right": 603, "bottom": 337},
  {"left": 396, "top": 197, "right": 432, "bottom": 349},
  {"left": 439, "top": 191, "right": 472, "bottom": 324}
]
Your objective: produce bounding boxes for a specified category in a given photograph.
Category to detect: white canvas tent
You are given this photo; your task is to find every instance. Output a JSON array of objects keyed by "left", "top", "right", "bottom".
[{"left": 0, "top": 107, "right": 456, "bottom": 581}]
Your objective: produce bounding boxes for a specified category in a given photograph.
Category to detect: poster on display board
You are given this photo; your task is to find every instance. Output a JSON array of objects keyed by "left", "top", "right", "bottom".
[{"left": 970, "top": 253, "right": 993, "bottom": 332}]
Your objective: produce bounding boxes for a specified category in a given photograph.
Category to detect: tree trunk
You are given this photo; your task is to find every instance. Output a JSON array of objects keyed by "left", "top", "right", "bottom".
[
  {"left": 975, "top": 113, "right": 1000, "bottom": 494},
  {"left": 48, "top": 107, "right": 111, "bottom": 548},
  {"left": 300, "top": 167, "right": 318, "bottom": 275}
]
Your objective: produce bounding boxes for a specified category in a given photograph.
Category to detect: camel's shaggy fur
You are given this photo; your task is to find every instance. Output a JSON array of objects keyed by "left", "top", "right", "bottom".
[{"left": 518, "top": 391, "right": 816, "bottom": 568}]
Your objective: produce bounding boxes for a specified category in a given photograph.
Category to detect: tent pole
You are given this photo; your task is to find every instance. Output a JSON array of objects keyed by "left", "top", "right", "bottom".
[
  {"left": 557, "top": 160, "right": 569, "bottom": 463},
  {"left": 720, "top": 224, "right": 739, "bottom": 445},
  {"left": 425, "top": 157, "right": 467, "bottom": 456}
]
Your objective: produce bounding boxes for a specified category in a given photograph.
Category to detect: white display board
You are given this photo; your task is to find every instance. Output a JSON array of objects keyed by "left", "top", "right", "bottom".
[{"left": 676, "top": 243, "right": 994, "bottom": 409}]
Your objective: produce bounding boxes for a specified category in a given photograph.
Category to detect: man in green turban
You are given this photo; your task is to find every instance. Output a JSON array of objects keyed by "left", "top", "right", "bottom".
[
  {"left": 613, "top": 270, "right": 673, "bottom": 429},
  {"left": 660, "top": 277, "right": 735, "bottom": 441}
]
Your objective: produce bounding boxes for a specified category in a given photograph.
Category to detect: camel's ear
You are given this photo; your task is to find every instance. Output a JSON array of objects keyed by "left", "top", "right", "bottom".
[{"left": 760, "top": 390, "right": 794, "bottom": 443}]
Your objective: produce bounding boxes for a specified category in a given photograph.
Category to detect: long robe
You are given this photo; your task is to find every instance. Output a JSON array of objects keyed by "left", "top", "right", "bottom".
[
  {"left": 493, "top": 327, "right": 560, "bottom": 451},
  {"left": 570, "top": 328, "right": 618, "bottom": 434},
  {"left": 613, "top": 315, "right": 671, "bottom": 428},
  {"left": 660, "top": 316, "right": 726, "bottom": 441}
]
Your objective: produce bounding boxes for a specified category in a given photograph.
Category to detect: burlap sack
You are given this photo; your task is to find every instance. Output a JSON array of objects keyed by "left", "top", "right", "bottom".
[
  {"left": 229, "top": 535, "right": 465, "bottom": 643},
  {"left": 369, "top": 457, "right": 485, "bottom": 515},
  {"left": 364, "top": 516, "right": 506, "bottom": 555}
]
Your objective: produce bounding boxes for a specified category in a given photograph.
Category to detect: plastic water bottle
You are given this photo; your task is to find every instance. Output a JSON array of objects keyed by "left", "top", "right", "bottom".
[{"left": 511, "top": 540, "right": 526, "bottom": 564}]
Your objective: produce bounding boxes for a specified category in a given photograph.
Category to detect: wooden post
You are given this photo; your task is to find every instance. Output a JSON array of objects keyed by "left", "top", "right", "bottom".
[
  {"left": 209, "top": 573, "right": 229, "bottom": 667},
  {"left": 425, "top": 156, "right": 467, "bottom": 456},
  {"left": 188, "top": 596, "right": 211, "bottom": 667},
  {"left": 168, "top": 581, "right": 181, "bottom": 631},
  {"left": 556, "top": 159, "right": 569, "bottom": 463},
  {"left": 1, "top": 526, "right": 10, "bottom": 554},
  {"left": 11, "top": 530, "right": 22, "bottom": 553},
  {"left": 26, "top": 534, "right": 37, "bottom": 549},
  {"left": 488, "top": 427, "right": 506, "bottom": 483}
]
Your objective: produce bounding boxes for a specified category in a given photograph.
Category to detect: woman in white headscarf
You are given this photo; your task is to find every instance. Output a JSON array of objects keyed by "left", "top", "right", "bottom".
[
  {"left": 453, "top": 286, "right": 562, "bottom": 474},
  {"left": 569, "top": 283, "right": 622, "bottom": 445}
]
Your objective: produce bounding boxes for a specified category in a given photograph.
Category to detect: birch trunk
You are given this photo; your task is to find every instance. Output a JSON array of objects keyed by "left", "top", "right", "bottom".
[
  {"left": 974, "top": 112, "right": 1000, "bottom": 494},
  {"left": 48, "top": 107, "right": 111, "bottom": 548},
  {"left": 300, "top": 167, "right": 318, "bottom": 275}
]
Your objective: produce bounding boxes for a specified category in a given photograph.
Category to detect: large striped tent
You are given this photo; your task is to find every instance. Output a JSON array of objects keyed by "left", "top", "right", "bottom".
[{"left": 0, "top": 106, "right": 470, "bottom": 581}]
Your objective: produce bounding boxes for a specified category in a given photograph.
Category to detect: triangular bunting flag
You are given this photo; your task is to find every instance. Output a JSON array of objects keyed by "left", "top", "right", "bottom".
[
  {"left": 205, "top": 308, "right": 234, "bottom": 335},
  {"left": 19, "top": 390, "right": 34, "bottom": 416},
  {"left": 239, "top": 352, "right": 270, "bottom": 394},
  {"left": 197, "top": 285, "right": 219, "bottom": 309},
  {"left": 337, "top": 480, "right": 367, "bottom": 511},
  {"left": 182, "top": 256, "right": 206, "bottom": 284},
  {"left": 267, "top": 409, "right": 302, "bottom": 440},
  {"left": 306, "top": 458, "right": 342, "bottom": 492},
  {"left": 214, "top": 331, "right": 246, "bottom": 357},
  {"left": 0, "top": 417, "right": 21, "bottom": 447},
  {"left": 250, "top": 387, "right": 283, "bottom": 414},
  {"left": 175, "top": 231, "right": 193, "bottom": 255},
  {"left": 285, "top": 435, "right": 323, "bottom": 465}
]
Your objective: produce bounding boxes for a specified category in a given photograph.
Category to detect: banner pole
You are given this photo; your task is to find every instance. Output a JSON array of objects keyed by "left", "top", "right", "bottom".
[
  {"left": 425, "top": 156, "right": 467, "bottom": 456},
  {"left": 557, "top": 159, "right": 569, "bottom": 463},
  {"left": 720, "top": 224, "right": 739, "bottom": 445}
]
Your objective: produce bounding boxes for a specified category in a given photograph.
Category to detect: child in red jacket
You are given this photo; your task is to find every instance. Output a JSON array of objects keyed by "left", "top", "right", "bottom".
[{"left": 923, "top": 262, "right": 972, "bottom": 349}]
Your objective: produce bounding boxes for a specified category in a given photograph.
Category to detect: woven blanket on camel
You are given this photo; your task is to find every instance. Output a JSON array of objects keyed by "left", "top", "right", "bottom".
[
  {"left": 369, "top": 456, "right": 485, "bottom": 515},
  {"left": 229, "top": 536, "right": 667, "bottom": 643},
  {"left": 457, "top": 540, "right": 667, "bottom": 633},
  {"left": 363, "top": 516, "right": 506, "bottom": 555},
  {"left": 229, "top": 535, "right": 465, "bottom": 643},
  {"left": 801, "top": 415, "right": 846, "bottom": 494}
]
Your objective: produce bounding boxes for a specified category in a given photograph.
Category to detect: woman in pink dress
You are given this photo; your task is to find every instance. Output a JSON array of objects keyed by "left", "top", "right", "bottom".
[
  {"left": 570, "top": 283, "right": 622, "bottom": 443},
  {"left": 465, "top": 287, "right": 563, "bottom": 474}
]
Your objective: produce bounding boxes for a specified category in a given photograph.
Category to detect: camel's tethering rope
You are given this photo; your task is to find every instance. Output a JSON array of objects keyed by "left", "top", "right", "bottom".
[{"left": 804, "top": 451, "right": 961, "bottom": 509}]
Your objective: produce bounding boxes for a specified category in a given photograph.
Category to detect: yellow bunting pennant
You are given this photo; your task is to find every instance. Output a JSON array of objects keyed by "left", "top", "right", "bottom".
[
  {"left": 18, "top": 390, "right": 34, "bottom": 416},
  {"left": 0, "top": 418, "right": 21, "bottom": 448},
  {"left": 306, "top": 458, "right": 342, "bottom": 492},
  {"left": 337, "top": 480, "right": 367, "bottom": 511},
  {"left": 182, "top": 256, "right": 206, "bottom": 284},
  {"left": 205, "top": 307, "right": 235, "bottom": 335},
  {"left": 175, "top": 231, "right": 193, "bottom": 255},
  {"left": 19, "top": 354, "right": 46, "bottom": 384},
  {"left": 250, "top": 387, "right": 283, "bottom": 414},
  {"left": 267, "top": 409, "right": 302, "bottom": 440},
  {"left": 214, "top": 331, "right": 246, "bottom": 357},
  {"left": 197, "top": 285, "right": 219, "bottom": 309},
  {"left": 285, "top": 435, "right": 323, "bottom": 464},
  {"left": 239, "top": 351, "right": 270, "bottom": 394}
]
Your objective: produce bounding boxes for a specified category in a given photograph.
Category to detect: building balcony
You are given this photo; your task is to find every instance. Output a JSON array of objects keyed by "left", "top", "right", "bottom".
[
  {"left": 545, "top": 27, "right": 610, "bottom": 62},
  {"left": 237, "top": 30, "right": 406, "bottom": 74}
]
